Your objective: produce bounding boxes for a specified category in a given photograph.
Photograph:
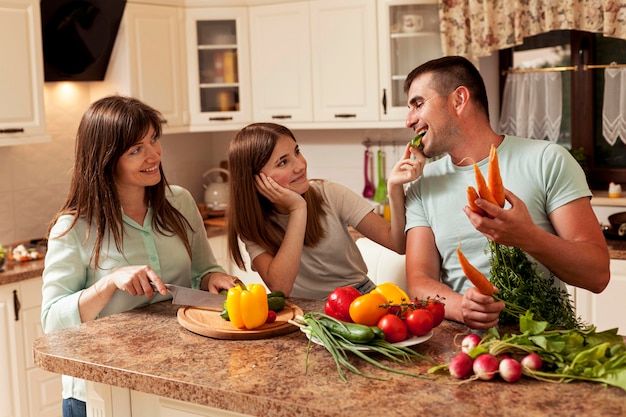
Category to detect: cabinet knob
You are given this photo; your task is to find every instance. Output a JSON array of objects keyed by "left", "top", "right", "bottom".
[
  {"left": 13, "top": 290, "right": 21, "bottom": 321},
  {"left": 208, "top": 117, "right": 234, "bottom": 122},
  {"left": 382, "top": 89, "right": 387, "bottom": 114},
  {"left": 0, "top": 128, "right": 25, "bottom": 134}
]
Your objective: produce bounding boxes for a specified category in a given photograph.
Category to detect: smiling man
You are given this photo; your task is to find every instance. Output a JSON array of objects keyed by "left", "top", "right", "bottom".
[{"left": 402, "top": 56, "right": 610, "bottom": 330}]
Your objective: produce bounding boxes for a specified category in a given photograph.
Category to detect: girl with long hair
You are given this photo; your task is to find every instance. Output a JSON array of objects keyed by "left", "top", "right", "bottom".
[{"left": 227, "top": 123, "right": 424, "bottom": 299}]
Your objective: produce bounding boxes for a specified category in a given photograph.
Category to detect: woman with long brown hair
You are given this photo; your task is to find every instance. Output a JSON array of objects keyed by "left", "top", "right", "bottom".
[
  {"left": 227, "top": 123, "right": 425, "bottom": 299},
  {"left": 41, "top": 96, "right": 237, "bottom": 417}
]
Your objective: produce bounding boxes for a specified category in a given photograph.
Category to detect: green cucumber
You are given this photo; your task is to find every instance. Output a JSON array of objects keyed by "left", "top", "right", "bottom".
[
  {"left": 268, "top": 290, "right": 286, "bottom": 298},
  {"left": 411, "top": 131, "right": 425, "bottom": 149},
  {"left": 317, "top": 316, "right": 376, "bottom": 344},
  {"left": 268, "top": 295, "right": 286, "bottom": 312}
]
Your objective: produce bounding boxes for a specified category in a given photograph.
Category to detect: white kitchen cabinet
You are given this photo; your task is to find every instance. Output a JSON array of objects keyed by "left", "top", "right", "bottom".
[
  {"left": 575, "top": 259, "right": 626, "bottom": 335},
  {"left": 249, "top": 2, "right": 313, "bottom": 123},
  {"left": 377, "top": 0, "right": 444, "bottom": 121},
  {"left": 0, "top": 277, "right": 62, "bottom": 417},
  {"left": 186, "top": 7, "right": 252, "bottom": 129},
  {"left": 0, "top": 0, "right": 49, "bottom": 147},
  {"left": 90, "top": 2, "right": 189, "bottom": 133},
  {"left": 248, "top": 0, "right": 379, "bottom": 125},
  {"left": 87, "top": 382, "right": 252, "bottom": 417},
  {"left": 310, "top": 0, "right": 379, "bottom": 123}
]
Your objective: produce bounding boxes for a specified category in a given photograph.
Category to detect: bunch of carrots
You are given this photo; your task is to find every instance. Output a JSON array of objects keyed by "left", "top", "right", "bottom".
[
  {"left": 456, "top": 144, "right": 503, "bottom": 296},
  {"left": 457, "top": 145, "right": 581, "bottom": 329}
]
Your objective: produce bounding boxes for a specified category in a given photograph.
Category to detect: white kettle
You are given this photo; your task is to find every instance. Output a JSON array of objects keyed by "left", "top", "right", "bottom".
[{"left": 202, "top": 168, "right": 230, "bottom": 211}]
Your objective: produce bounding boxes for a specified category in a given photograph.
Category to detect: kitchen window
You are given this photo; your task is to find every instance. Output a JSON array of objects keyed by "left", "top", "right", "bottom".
[{"left": 499, "top": 30, "right": 626, "bottom": 190}]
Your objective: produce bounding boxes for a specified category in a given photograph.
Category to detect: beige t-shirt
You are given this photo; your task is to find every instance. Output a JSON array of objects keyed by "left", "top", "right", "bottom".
[{"left": 244, "top": 180, "right": 375, "bottom": 299}]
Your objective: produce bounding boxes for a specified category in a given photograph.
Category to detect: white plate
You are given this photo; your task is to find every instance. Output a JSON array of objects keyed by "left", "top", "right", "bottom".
[{"left": 302, "top": 329, "right": 433, "bottom": 351}]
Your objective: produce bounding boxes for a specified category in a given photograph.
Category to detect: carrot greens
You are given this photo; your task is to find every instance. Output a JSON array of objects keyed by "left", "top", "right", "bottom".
[{"left": 488, "top": 240, "right": 582, "bottom": 329}]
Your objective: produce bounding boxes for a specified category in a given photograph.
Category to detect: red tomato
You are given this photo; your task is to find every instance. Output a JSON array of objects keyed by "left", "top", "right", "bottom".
[
  {"left": 377, "top": 314, "right": 408, "bottom": 343},
  {"left": 425, "top": 297, "right": 445, "bottom": 327},
  {"left": 265, "top": 310, "right": 277, "bottom": 324},
  {"left": 405, "top": 309, "right": 434, "bottom": 336}
]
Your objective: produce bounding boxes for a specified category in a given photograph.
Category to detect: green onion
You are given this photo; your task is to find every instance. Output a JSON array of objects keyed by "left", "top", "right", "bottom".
[{"left": 290, "top": 312, "right": 436, "bottom": 381}]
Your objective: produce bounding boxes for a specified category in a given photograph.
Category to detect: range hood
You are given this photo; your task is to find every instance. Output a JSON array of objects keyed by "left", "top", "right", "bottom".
[{"left": 40, "top": 0, "right": 126, "bottom": 82}]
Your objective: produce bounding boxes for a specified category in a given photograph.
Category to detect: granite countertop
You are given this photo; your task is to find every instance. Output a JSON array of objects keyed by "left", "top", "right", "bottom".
[
  {"left": 0, "top": 259, "right": 44, "bottom": 286},
  {"left": 33, "top": 299, "right": 625, "bottom": 417}
]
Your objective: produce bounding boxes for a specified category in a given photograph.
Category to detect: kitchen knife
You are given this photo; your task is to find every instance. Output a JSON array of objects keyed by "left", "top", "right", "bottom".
[{"left": 160, "top": 284, "right": 226, "bottom": 311}]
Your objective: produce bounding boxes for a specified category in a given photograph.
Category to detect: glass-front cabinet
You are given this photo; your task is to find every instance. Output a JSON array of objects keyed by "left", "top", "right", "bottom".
[
  {"left": 186, "top": 8, "right": 251, "bottom": 128},
  {"left": 378, "top": 0, "right": 443, "bottom": 121}
]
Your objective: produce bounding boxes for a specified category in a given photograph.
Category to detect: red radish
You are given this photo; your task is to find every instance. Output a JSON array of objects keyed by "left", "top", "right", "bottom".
[
  {"left": 521, "top": 353, "right": 543, "bottom": 371},
  {"left": 461, "top": 333, "right": 481, "bottom": 354},
  {"left": 499, "top": 357, "right": 522, "bottom": 382},
  {"left": 472, "top": 353, "right": 499, "bottom": 380},
  {"left": 449, "top": 352, "right": 473, "bottom": 379}
]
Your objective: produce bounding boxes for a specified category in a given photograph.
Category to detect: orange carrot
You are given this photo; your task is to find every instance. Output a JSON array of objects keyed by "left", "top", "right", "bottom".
[
  {"left": 488, "top": 144, "right": 505, "bottom": 208},
  {"left": 456, "top": 244, "right": 495, "bottom": 295},
  {"left": 467, "top": 186, "right": 487, "bottom": 216},
  {"left": 473, "top": 162, "right": 498, "bottom": 206}
]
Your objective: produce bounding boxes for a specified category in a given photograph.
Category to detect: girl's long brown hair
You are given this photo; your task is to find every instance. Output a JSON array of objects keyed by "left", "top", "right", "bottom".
[
  {"left": 227, "top": 123, "right": 326, "bottom": 270},
  {"left": 47, "top": 95, "right": 193, "bottom": 270}
]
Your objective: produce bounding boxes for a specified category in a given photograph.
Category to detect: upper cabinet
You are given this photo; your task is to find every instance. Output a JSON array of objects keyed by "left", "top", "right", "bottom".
[
  {"left": 186, "top": 7, "right": 251, "bottom": 129},
  {"left": 310, "top": 0, "right": 379, "bottom": 123},
  {"left": 378, "top": 0, "right": 444, "bottom": 121},
  {"left": 90, "top": 2, "right": 189, "bottom": 133},
  {"left": 249, "top": 0, "right": 379, "bottom": 126},
  {"left": 249, "top": 2, "right": 312, "bottom": 123},
  {"left": 0, "top": 0, "right": 49, "bottom": 146}
]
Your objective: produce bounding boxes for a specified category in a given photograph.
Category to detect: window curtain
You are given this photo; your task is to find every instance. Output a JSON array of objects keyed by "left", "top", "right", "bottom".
[
  {"left": 499, "top": 72, "right": 563, "bottom": 142},
  {"left": 602, "top": 66, "right": 626, "bottom": 145},
  {"left": 439, "top": 0, "right": 626, "bottom": 64}
]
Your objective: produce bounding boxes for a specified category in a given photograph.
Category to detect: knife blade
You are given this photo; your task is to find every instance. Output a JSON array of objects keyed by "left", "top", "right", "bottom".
[{"left": 161, "top": 284, "right": 226, "bottom": 311}]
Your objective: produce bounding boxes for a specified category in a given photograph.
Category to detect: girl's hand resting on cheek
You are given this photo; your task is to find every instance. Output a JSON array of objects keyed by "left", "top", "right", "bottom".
[{"left": 255, "top": 173, "right": 306, "bottom": 213}]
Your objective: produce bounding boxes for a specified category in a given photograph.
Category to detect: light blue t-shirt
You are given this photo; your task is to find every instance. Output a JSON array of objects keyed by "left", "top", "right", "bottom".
[
  {"left": 41, "top": 185, "right": 226, "bottom": 401},
  {"left": 405, "top": 136, "right": 591, "bottom": 294}
]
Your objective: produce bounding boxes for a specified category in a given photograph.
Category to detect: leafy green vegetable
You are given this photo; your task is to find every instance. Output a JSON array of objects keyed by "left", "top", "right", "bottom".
[
  {"left": 479, "top": 312, "right": 626, "bottom": 391},
  {"left": 432, "top": 312, "right": 626, "bottom": 392},
  {"left": 488, "top": 241, "right": 582, "bottom": 329}
]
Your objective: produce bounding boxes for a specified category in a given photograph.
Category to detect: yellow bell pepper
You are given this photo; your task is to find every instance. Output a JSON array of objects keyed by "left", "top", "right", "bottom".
[
  {"left": 371, "top": 282, "right": 409, "bottom": 304},
  {"left": 226, "top": 283, "right": 269, "bottom": 329}
]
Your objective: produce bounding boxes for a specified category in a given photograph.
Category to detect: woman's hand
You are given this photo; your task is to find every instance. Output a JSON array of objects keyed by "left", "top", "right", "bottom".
[
  {"left": 111, "top": 265, "right": 166, "bottom": 297},
  {"left": 255, "top": 172, "right": 306, "bottom": 213},
  {"left": 388, "top": 143, "right": 426, "bottom": 187}
]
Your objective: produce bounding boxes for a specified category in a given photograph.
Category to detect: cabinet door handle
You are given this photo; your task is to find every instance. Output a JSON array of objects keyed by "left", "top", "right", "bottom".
[
  {"left": 271, "top": 115, "right": 292, "bottom": 120},
  {"left": 209, "top": 117, "right": 234, "bottom": 121},
  {"left": 382, "top": 89, "right": 387, "bottom": 115},
  {"left": 13, "top": 290, "right": 21, "bottom": 321},
  {"left": 0, "top": 128, "right": 25, "bottom": 134},
  {"left": 334, "top": 114, "right": 357, "bottom": 119}
]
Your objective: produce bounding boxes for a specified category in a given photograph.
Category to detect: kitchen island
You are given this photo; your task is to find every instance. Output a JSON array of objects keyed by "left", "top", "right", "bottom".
[{"left": 33, "top": 299, "right": 625, "bottom": 417}]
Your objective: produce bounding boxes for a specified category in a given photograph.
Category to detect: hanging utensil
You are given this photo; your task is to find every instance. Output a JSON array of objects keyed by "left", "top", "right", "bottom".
[
  {"left": 362, "top": 148, "right": 375, "bottom": 198},
  {"left": 374, "top": 148, "right": 387, "bottom": 203}
]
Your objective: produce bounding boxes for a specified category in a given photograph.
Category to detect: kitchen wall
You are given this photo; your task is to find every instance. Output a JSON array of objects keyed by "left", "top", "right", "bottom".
[{"left": 0, "top": 54, "right": 500, "bottom": 246}]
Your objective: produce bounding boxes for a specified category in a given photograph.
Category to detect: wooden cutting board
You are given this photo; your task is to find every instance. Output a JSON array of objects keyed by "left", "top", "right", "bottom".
[{"left": 177, "top": 301, "right": 303, "bottom": 340}]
